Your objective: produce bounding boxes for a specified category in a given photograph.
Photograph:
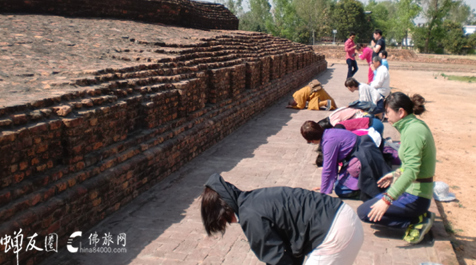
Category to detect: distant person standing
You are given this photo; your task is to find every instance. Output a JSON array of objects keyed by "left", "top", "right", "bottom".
[
  {"left": 372, "top": 29, "right": 386, "bottom": 59},
  {"left": 345, "top": 32, "right": 358, "bottom": 78}
]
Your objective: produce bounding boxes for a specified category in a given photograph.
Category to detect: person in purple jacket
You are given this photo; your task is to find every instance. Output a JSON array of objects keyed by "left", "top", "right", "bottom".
[{"left": 301, "top": 121, "right": 391, "bottom": 201}]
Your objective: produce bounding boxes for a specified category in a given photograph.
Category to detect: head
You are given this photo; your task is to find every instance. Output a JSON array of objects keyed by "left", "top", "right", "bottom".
[
  {"left": 349, "top": 32, "right": 356, "bottom": 40},
  {"left": 309, "top": 79, "right": 322, "bottom": 90},
  {"left": 381, "top": 50, "right": 388, "bottom": 59},
  {"left": 372, "top": 56, "right": 382, "bottom": 68},
  {"left": 201, "top": 187, "right": 235, "bottom": 236},
  {"left": 373, "top": 29, "right": 383, "bottom": 40},
  {"left": 356, "top": 43, "right": 362, "bottom": 51},
  {"left": 345, "top": 78, "right": 360, "bottom": 92},
  {"left": 301, "top": 120, "right": 325, "bottom": 144},
  {"left": 385, "top": 92, "right": 426, "bottom": 124},
  {"left": 288, "top": 99, "right": 297, "bottom": 107}
]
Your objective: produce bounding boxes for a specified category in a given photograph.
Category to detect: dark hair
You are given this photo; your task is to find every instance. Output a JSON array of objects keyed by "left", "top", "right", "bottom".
[
  {"left": 385, "top": 92, "right": 426, "bottom": 115},
  {"left": 201, "top": 187, "right": 234, "bottom": 236},
  {"left": 349, "top": 31, "right": 356, "bottom": 37},
  {"left": 374, "top": 29, "right": 383, "bottom": 36},
  {"left": 356, "top": 43, "right": 362, "bottom": 50},
  {"left": 317, "top": 117, "right": 333, "bottom": 130},
  {"left": 315, "top": 143, "right": 323, "bottom": 167},
  {"left": 381, "top": 50, "right": 388, "bottom": 58},
  {"left": 345, "top": 77, "right": 359, "bottom": 88},
  {"left": 301, "top": 121, "right": 325, "bottom": 142}
]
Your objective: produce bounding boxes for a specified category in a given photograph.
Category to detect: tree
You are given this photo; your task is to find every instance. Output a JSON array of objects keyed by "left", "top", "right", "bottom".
[
  {"left": 294, "top": 0, "right": 334, "bottom": 43},
  {"left": 267, "top": 0, "right": 308, "bottom": 43},
  {"left": 365, "top": 0, "right": 393, "bottom": 41},
  {"left": 238, "top": 0, "right": 272, "bottom": 32},
  {"left": 219, "top": 0, "right": 244, "bottom": 16},
  {"left": 446, "top": 0, "right": 472, "bottom": 25},
  {"left": 441, "top": 20, "right": 468, "bottom": 54},
  {"left": 416, "top": 0, "right": 454, "bottom": 53},
  {"left": 394, "top": 0, "right": 421, "bottom": 48},
  {"left": 331, "top": 0, "right": 373, "bottom": 43}
]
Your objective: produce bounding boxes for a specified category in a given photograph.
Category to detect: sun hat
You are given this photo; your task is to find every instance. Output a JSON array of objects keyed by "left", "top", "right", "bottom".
[{"left": 433, "top": 181, "right": 456, "bottom": 202}]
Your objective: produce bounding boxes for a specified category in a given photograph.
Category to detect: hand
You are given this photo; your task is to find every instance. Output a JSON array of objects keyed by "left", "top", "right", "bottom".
[
  {"left": 377, "top": 172, "right": 394, "bottom": 188},
  {"left": 368, "top": 199, "right": 390, "bottom": 222},
  {"left": 312, "top": 187, "right": 320, "bottom": 191}
]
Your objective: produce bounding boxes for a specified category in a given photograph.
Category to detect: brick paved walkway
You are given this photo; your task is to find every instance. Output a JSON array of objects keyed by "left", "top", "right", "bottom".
[{"left": 41, "top": 64, "right": 458, "bottom": 265}]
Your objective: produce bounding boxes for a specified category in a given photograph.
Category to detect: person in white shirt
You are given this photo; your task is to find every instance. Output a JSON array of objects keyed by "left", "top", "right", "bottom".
[
  {"left": 369, "top": 56, "right": 390, "bottom": 117},
  {"left": 345, "top": 77, "right": 380, "bottom": 105}
]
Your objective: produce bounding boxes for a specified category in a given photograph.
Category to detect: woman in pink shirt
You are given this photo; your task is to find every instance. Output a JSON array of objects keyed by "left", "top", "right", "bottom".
[{"left": 356, "top": 43, "right": 373, "bottom": 83}]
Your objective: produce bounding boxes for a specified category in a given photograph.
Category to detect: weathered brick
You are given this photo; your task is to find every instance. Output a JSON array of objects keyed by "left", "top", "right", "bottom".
[
  {"left": 11, "top": 114, "right": 28, "bottom": 125},
  {"left": 49, "top": 120, "right": 63, "bottom": 130},
  {"left": 62, "top": 117, "right": 84, "bottom": 128},
  {"left": 52, "top": 105, "right": 72, "bottom": 117},
  {"left": 0, "top": 131, "right": 17, "bottom": 144},
  {"left": 28, "top": 122, "right": 48, "bottom": 134}
]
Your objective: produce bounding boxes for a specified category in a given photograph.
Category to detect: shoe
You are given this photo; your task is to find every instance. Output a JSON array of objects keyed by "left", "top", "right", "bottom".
[
  {"left": 403, "top": 212, "right": 435, "bottom": 244},
  {"left": 325, "top": 100, "right": 332, "bottom": 111}
]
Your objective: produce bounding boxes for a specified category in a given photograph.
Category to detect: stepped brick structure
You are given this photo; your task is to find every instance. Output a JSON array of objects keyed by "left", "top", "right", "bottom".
[
  {"left": 0, "top": 0, "right": 239, "bottom": 30},
  {"left": 0, "top": 6, "right": 327, "bottom": 265}
]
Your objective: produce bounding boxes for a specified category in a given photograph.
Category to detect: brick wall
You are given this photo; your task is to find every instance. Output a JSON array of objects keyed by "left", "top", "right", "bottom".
[
  {"left": 0, "top": 0, "right": 239, "bottom": 30},
  {"left": 0, "top": 30, "right": 327, "bottom": 264}
]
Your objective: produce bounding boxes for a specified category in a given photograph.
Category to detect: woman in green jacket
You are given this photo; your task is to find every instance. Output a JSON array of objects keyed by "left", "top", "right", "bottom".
[{"left": 357, "top": 92, "right": 436, "bottom": 244}]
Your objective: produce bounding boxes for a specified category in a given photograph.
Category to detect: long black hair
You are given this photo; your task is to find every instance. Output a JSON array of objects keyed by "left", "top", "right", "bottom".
[{"left": 201, "top": 187, "right": 234, "bottom": 236}]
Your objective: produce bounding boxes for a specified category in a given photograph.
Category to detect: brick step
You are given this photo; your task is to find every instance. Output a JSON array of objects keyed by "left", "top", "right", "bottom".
[{"left": 0, "top": 93, "right": 242, "bottom": 220}]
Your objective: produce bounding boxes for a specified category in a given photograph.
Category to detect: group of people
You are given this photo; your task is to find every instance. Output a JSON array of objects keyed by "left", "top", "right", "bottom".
[
  {"left": 199, "top": 29, "right": 436, "bottom": 265},
  {"left": 346, "top": 29, "right": 388, "bottom": 83}
]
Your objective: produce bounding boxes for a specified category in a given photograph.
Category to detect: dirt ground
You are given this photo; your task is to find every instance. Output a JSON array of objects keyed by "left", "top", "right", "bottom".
[{"left": 329, "top": 58, "right": 476, "bottom": 265}]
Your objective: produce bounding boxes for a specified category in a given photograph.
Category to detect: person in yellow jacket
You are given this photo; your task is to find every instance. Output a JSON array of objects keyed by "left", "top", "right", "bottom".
[{"left": 286, "top": 80, "right": 337, "bottom": 110}]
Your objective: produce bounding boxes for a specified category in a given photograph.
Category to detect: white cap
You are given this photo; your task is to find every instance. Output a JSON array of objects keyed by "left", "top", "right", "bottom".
[{"left": 433, "top": 181, "right": 456, "bottom": 202}]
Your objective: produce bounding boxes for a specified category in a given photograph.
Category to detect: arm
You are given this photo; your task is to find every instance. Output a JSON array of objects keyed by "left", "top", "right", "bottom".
[
  {"left": 320, "top": 139, "right": 340, "bottom": 194},
  {"left": 370, "top": 68, "right": 384, "bottom": 89},
  {"left": 344, "top": 40, "right": 355, "bottom": 52},
  {"left": 243, "top": 216, "right": 300, "bottom": 265},
  {"left": 373, "top": 45, "right": 381, "bottom": 53},
  {"left": 386, "top": 130, "right": 424, "bottom": 199}
]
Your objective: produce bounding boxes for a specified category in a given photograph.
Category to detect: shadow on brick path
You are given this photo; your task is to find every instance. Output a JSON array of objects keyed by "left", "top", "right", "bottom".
[{"left": 39, "top": 65, "right": 458, "bottom": 265}]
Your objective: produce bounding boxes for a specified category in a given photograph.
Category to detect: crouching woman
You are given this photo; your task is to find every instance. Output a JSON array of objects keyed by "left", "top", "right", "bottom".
[
  {"left": 357, "top": 92, "right": 436, "bottom": 244},
  {"left": 201, "top": 173, "right": 363, "bottom": 265}
]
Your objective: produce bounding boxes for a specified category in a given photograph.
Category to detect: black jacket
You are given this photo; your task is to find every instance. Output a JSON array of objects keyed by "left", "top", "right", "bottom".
[
  {"left": 353, "top": 135, "right": 392, "bottom": 201},
  {"left": 205, "top": 174, "right": 343, "bottom": 265}
]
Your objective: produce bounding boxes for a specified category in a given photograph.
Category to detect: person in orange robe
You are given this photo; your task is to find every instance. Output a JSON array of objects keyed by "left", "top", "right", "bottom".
[{"left": 286, "top": 80, "right": 337, "bottom": 110}]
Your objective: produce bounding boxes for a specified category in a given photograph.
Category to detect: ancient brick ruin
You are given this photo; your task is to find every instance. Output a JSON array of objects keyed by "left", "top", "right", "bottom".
[
  {"left": 0, "top": 3, "right": 327, "bottom": 264},
  {"left": 0, "top": 0, "right": 239, "bottom": 30}
]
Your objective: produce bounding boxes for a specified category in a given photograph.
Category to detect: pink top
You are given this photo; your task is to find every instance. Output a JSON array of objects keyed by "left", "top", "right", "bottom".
[
  {"left": 344, "top": 38, "right": 356, "bottom": 60},
  {"left": 359, "top": 47, "right": 372, "bottom": 65}
]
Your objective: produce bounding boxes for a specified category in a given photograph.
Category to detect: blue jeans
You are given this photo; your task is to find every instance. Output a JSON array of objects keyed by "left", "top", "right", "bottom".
[
  {"left": 346, "top": 59, "right": 358, "bottom": 78},
  {"left": 357, "top": 192, "right": 431, "bottom": 228}
]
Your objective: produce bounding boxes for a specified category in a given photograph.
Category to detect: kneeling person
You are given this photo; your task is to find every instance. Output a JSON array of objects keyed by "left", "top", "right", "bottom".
[{"left": 287, "top": 80, "right": 337, "bottom": 110}]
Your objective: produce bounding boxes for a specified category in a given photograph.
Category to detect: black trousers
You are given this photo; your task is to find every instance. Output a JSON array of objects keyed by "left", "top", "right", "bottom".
[{"left": 346, "top": 58, "right": 358, "bottom": 78}]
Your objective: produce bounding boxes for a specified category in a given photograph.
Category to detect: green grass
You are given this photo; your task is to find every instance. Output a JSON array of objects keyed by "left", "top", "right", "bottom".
[{"left": 441, "top": 73, "right": 476, "bottom": 83}]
